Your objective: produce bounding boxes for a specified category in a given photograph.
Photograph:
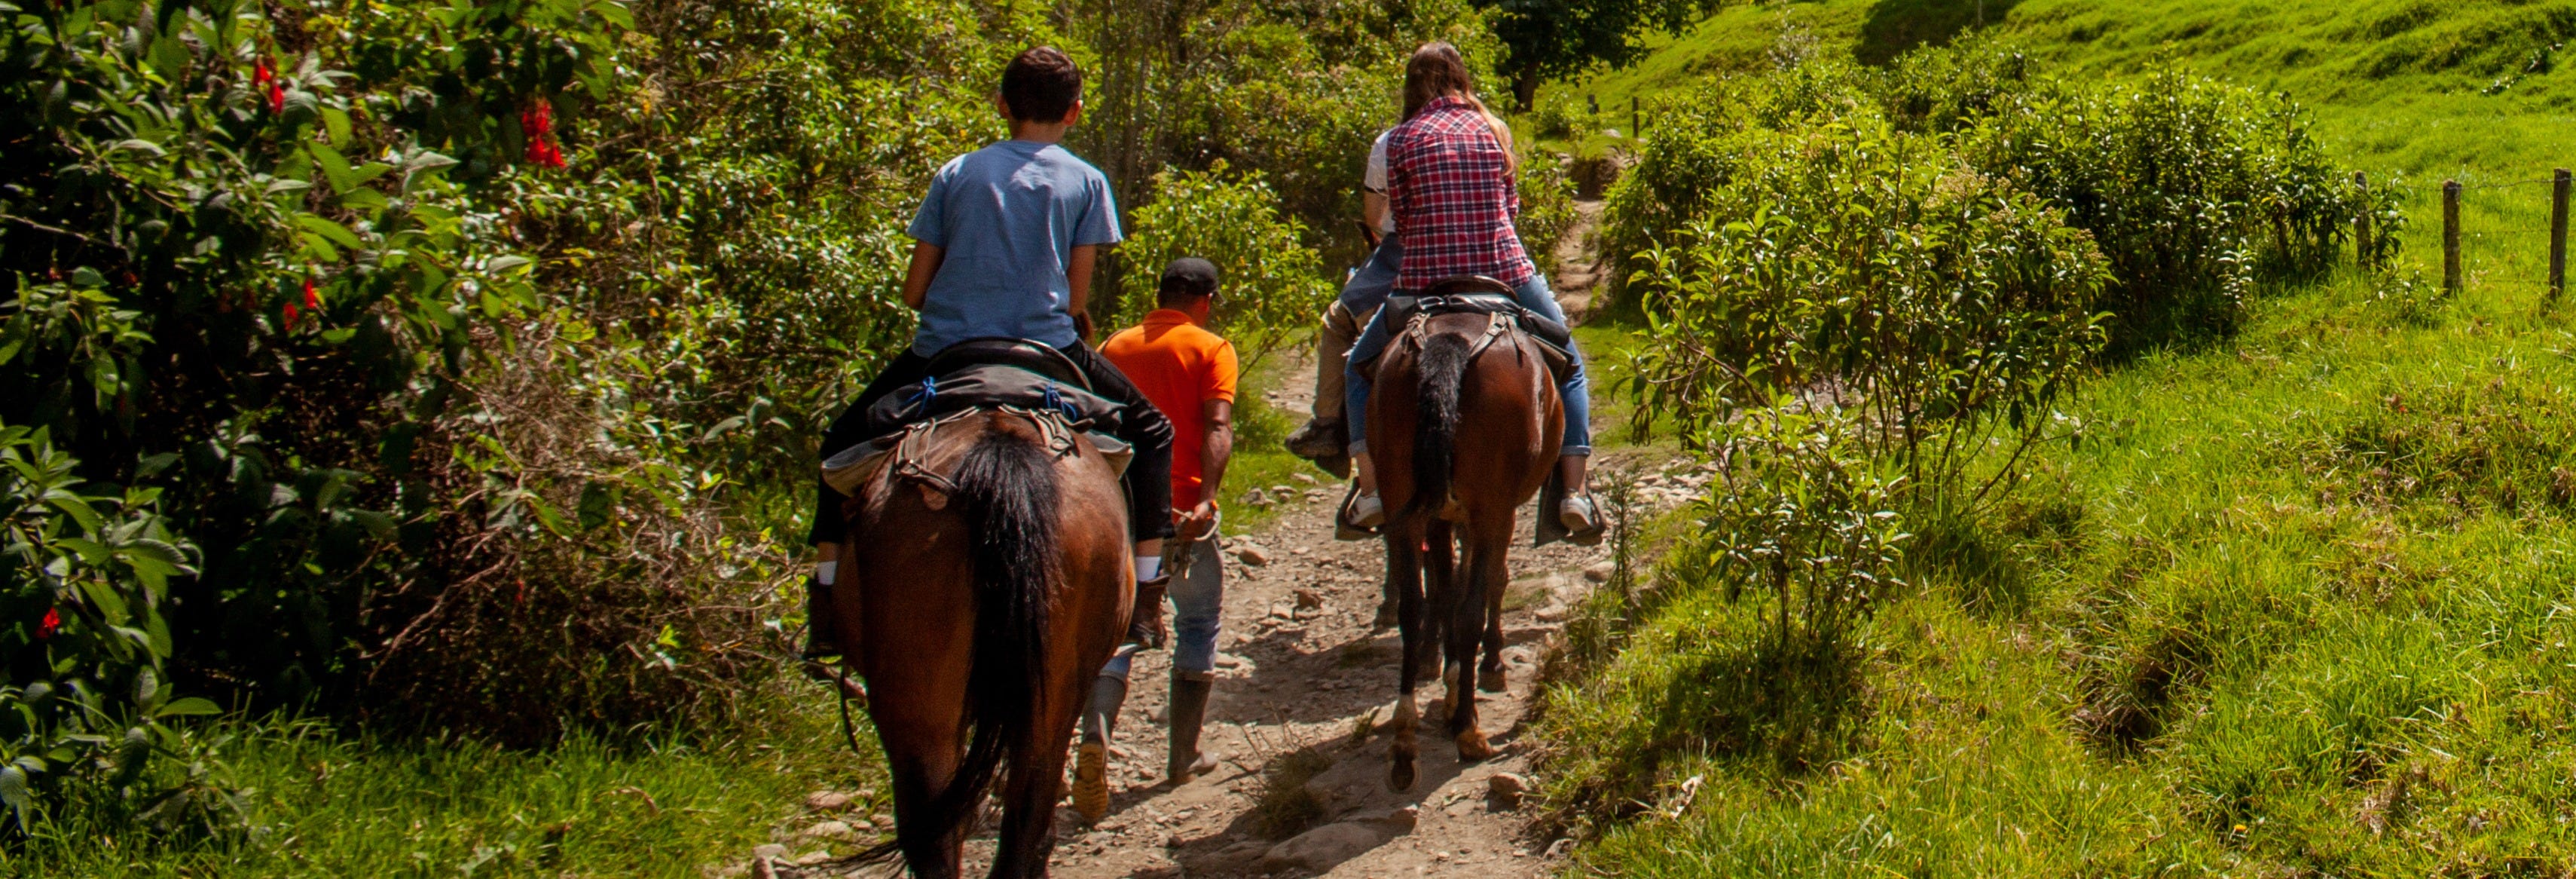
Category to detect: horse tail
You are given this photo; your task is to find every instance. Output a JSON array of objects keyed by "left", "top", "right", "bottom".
[
  {"left": 871, "top": 421, "right": 1060, "bottom": 870},
  {"left": 1402, "top": 332, "right": 1471, "bottom": 522}
]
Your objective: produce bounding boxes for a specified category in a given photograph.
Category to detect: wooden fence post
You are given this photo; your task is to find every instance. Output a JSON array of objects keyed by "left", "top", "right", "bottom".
[
  {"left": 2443, "top": 179, "right": 2462, "bottom": 295},
  {"left": 2552, "top": 167, "right": 2569, "bottom": 299},
  {"left": 2353, "top": 171, "right": 2370, "bottom": 269}
]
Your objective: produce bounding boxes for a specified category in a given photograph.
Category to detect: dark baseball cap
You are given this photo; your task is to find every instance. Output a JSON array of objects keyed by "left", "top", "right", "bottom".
[{"left": 1159, "top": 257, "right": 1221, "bottom": 299}]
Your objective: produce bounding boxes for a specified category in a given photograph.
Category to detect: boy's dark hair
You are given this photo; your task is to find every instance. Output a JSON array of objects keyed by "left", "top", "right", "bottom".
[{"left": 1001, "top": 47, "right": 1083, "bottom": 122}]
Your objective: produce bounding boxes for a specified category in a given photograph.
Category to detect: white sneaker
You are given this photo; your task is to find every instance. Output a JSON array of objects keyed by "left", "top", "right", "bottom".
[
  {"left": 1349, "top": 492, "right": 1386, "bottom": 528},
  {"left": 1559, "top": 492, "right": 1603, "bottom": 538}
]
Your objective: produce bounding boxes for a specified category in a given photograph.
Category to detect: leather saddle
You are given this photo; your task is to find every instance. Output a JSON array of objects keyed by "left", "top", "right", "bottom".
[
  {"left": 860, "top": 337, "right": 1123, "bottom": 441},
  {"left": 1373, "top": 275, "right": 1576, "bottom": 379}
]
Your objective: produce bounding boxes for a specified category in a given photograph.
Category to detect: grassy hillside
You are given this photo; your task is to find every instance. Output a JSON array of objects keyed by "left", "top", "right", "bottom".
[{"left": 1538, "top": 2, "right": 2576, "bottom": 874}]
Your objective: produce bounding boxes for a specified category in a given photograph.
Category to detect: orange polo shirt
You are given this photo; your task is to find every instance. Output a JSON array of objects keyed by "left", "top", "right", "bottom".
[{"left": 1102, "top": 309, "right": 1239, "bottom": 512}]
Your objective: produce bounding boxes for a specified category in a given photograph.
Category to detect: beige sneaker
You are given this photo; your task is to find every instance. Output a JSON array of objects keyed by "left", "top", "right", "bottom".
[
  {"left": 1349, "top": 492, "right": 1386, "bottom": 528},
  {"left": 1559, "top": 492, "right": 1606, "bottom": 542}
]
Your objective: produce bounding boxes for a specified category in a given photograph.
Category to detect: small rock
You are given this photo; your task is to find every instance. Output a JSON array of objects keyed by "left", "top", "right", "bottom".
[
  {"left": 752, "top": 844, "right": 790, "bottom": 861},
  {"left": 1255, "top": 822, "right": 1394, "bottom": 873},
  {"left": 802, "top": 820, "right": 857, "bottom": 841},
  {"left": 1488, "top": 772, "right": 1530, "bottom": 809},
  {"left": 1545, "top": 838, "right": 1573, "bottom": 858},
  {"left": 1303, "top": 488, "right": 1329, "bottom": 503},
  {"left": 1292, "top": 472, "right": 1319, "bottom": 485},
  {"left": 1584, "top": 561, "right": 1615, "bottom": 583},
  {"left": 1239, "top": 489, "right": 1273, "bottom": 507},
  {"left": 1166, "top": 832, "right": 1186, "bottom": 847},
  {"left": 805, "top": 790, "right": 855, "bottom": 811},
  {"left": 1214, "top": 654, "right": 1244, "bottom": 669},
  {"left": 794, "top": 850, "right": 833, "bottom": 865},
  {"left": 1534, "top": 605, "right": 1567, "bottom": 623},
  {"left": 1234, "top": 546, "right": 1272, "bottom": 566},
  {"left": 1269, "top": 604, "right": 1295, "bottom": 620},
  {"left": 871, "top": 813, "right": 894, "bottom": 827},
  {"left": 1294, "top": 588, "right": 1325, "bottom": 610},
  {"left": 1270, "top": 484, "right": 1295, "bottom": 495},
  {"left": 1205, "top": 839, "right": 1272, "bottom": 870}
]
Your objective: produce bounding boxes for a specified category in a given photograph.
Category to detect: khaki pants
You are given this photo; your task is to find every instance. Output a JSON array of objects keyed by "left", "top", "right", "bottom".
[{"left": 1309, "top": 300, "right": 1378, "bottom": 424}]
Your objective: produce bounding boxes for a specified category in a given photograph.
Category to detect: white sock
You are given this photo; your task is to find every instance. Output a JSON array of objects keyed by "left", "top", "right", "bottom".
[
  {"left": 815, "top": 560, "right": 837, "bottom": 586},
  {"left": 1135, "top": 555, "right": 1163, "bottom": 582}
]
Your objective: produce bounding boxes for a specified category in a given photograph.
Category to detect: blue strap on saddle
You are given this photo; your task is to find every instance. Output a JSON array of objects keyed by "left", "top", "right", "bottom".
[{"left": 905, "top": 375, "right": 938, "bottom": 407}]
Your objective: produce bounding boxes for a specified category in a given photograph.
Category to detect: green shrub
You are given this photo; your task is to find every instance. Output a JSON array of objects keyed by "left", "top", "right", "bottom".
[
  {"left": 1114, "top": 162, "right": 1334, "bottom": 369},
  {"left": 0, "top": 424, "right": 219, "bottom": 832},
  {"left": 1621, "top": 113, "right": 2109, "bottom": 519},
  {"left": 1600, "top": 41, "right": 2396, "bottom": 354}
]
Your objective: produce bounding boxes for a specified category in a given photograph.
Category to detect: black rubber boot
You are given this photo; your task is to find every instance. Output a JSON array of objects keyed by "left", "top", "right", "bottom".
[
  {"left": 800, "top": 577, "right": 839, "bottom": 660},
  {"left": 1166, "top": 672, "right": 1220, "bottom": 784},
  {"left": 1073, "top": 674, "right": 1126, "bottom": 824},
  {"left": 1128, "top": 574, "right": 1171, "bottom": 649}
]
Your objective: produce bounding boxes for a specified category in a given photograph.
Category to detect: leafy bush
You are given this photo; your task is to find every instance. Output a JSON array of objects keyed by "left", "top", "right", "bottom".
[
  {"left": 1600, "top": 41, "right": 2395, "bottom": 354},
  {"left": 0, "top": 0, "right": 1025, "bottom": 806},
  {"left": 0, "top": 424, "right": 223, "bottom": 832},
  {"left": 1688, "top": 405, "right": 1911, "bottom": 649},
  {"left": 1114, "top": 162, "right": 1334, "bottom": 369},
  {"left": 1621, "top": 113, "right": 2109, "bottom": 519}
]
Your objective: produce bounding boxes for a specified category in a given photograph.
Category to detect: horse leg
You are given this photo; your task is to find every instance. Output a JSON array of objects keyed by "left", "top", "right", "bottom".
[
  {"left": 1386, "top": 524, "right": 1426, "bottom": 792},
  {"left": 880, "top": 732, "right": 968, "bottom": 879},
  {"left": 1449, "top": 517, "right": 1514, "bottom": 761},
  {"left": 1423, "top": 519, "right": 1460, "bottom": 717},
  {"left": 987, "top": 683, "right": 1083, "bottom": 878},
  {"left": 1478, "top": 528, "right": 1509, "bottom": 694}
]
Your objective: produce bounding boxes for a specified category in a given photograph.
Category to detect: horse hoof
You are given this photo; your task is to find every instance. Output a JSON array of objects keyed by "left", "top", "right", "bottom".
[
  {"left": 1374, "top": 602, "right": 1400, "bottom": 629},
  {"left": 1389, "top": 761, "right": 1417, "bottom": 792},
  {"left": 1455, "top": 730, "right": 1498, "bottom": 762},
  {"left": 1479, "top": 666, "right": 1508, "bottom": 693},
  {"left": 1072, "top": 740, "right": 1110, "bottom": 824}
]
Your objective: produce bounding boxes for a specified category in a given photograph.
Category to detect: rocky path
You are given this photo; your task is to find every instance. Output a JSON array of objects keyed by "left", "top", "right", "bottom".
[{"left": 735, "top": 198, "right": 1707, "bottom": 879}]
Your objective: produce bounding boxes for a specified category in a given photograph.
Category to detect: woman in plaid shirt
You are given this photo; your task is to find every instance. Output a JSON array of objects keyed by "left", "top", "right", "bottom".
[{"left": 1341, "top": 42, "right": 1601, "bottom": 540}]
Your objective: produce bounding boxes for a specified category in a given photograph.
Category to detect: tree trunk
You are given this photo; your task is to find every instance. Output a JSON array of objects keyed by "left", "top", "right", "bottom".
[{"left": 1513, "top": 63, "right": 1541, "bottom": 114}]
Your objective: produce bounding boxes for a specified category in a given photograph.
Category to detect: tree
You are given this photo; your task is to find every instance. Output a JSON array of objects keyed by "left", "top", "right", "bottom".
[{"left": 1484, "top": 0, "right": 1705, "bottom": 111}]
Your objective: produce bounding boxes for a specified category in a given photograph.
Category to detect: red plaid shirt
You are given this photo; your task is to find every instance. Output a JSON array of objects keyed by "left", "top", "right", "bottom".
[{"left": 1387, "top": 96, "right": 1535, "bottom": 293}]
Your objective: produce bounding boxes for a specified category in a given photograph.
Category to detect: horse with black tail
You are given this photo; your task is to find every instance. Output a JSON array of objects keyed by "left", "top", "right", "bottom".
[
  {"left": 1362, "top": 277, "right": 1563, "bottom": 791},
  {"left": 822, "top": 406, "right": 1132, "bottom": 877}
]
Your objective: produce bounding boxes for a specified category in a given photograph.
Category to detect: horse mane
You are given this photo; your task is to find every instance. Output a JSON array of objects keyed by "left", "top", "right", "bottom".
[
  {"left": 1401, "top": 332, "right": 1472, "bottom": 522},
  {"left": 855, "top": 418, "right": 1060, "bottom": 871}
]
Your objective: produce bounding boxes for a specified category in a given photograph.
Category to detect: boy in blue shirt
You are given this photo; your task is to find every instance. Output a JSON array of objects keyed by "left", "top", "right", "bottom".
[{"left": 804, "top": 47, "right": 1176, "bottom": 659}]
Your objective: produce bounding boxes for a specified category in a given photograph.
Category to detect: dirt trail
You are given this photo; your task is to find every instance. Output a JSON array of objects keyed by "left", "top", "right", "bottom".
[{"left": 747, "top": 201, "right": 1698, "bottom": 878}]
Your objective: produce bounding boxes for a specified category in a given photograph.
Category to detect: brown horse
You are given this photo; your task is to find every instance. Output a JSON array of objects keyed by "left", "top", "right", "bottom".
[
  {"left": 827, "top": 409, "right": 1132, "bottom": 877},
  {"left": 1365, "top": 302, "right": 1562, "bottom": 791}
]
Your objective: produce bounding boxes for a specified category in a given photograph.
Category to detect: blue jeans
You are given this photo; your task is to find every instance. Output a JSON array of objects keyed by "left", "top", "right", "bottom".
[
  {"left": 1099, "top": 540, "right": 1224, "bottom": 678},
  {"left": 1346, "top": 274, "right": 1591, "bottom": 456},
  {"left": 1342, "top": 238, "right": 1403, "bottom": 314}
]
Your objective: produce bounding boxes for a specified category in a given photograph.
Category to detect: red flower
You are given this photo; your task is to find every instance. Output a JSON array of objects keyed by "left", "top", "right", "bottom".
[
  {"left": 281, "top": 301, "right": 298, "bottom": 330},
  {"left": 37, "top": 608, "right": 60, "bottom": 640},
  {"left": 255, "top": 58, "right": 283, "bottom": 114},
  {"left": 520, "top": 98, "right": 567, "bottom": 170},
  {"left": 303, "top": 277, "right": 320, "bottom": 311}
]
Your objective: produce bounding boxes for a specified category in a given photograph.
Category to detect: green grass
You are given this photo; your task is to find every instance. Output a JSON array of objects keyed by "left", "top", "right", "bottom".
[
  {"left": 1536, "top": 2, "right": 2576, "bottom": 874},
  {"left": 14, "top": 685, "right": 885, "bottom": 877}
]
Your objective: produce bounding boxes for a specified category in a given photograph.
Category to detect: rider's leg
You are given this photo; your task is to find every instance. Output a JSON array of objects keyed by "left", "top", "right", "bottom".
[
  {"left": 1506, "top": 274, "right": 1605, "bottom": 535},
  {"left": 1165, "top": 539, "right": 1225, "bottom": 782},
  {"left": 803, "top": 351, "right": 935, "bottom": 660},
  {"left": 1343, "top": 303, "right": 1397, "bottom": 519},
  {"left": 1291, "top": 240, "right": 1402, "bottom": 458}
]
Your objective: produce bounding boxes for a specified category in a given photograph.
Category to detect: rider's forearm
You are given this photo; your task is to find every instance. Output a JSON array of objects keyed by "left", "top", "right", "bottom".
[
  {"left": 1362, "top": 192, "right": 1388, "bottom": 236},
  {"left": 1067, "top": 244, "right": 1099, "bottom": 317},
  {"left": 901, "top": 242, "right": 944, "bottom": 311}
]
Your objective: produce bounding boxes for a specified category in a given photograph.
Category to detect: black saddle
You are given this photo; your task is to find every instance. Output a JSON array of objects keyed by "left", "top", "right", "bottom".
[
  {"left": 1380, "top": 275, "right": 1575, "bottom": 351},
  {"left": 923, "top": 337, "right": 1089, "bottom": 390},
  {"left": 861, "top": 337, "right": 1122, "bottom": 439}
]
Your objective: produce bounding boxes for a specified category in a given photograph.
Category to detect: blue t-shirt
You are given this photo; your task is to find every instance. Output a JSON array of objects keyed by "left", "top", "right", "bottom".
[{"left": 906, "top": 140, "right": 1123, "bottom": 354}]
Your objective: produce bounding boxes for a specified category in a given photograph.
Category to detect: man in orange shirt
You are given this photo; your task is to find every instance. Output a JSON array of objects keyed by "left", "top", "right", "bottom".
[{"left": 1074, "top": 258, "right": 1238, "bottom": 819}]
